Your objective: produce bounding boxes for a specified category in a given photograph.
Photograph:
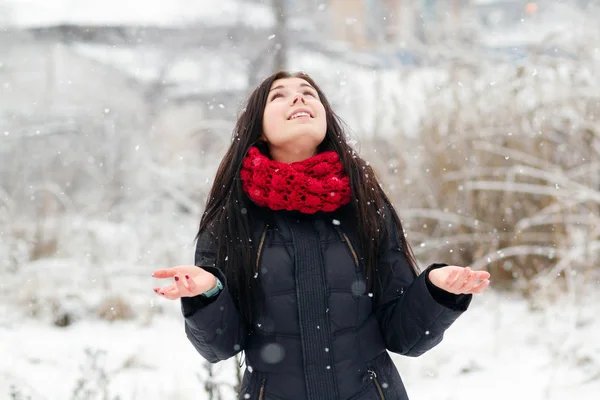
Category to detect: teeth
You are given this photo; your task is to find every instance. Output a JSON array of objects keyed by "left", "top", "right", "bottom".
[{"left": 291, "top": 112, "right": 310, "bottom": 119}]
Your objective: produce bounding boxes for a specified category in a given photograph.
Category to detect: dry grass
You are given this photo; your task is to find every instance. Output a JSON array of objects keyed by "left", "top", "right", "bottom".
[
  {"left": 96, "top": 295, "right": 134, "bottom": 322},
  {"left": 376, "top": 52, "right": 600, "bottom": 296}
]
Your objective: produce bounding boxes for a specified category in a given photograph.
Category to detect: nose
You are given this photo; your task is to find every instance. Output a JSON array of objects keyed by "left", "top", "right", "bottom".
[{"left": 291, "top": 93, "right": 306, "bottom": 105}]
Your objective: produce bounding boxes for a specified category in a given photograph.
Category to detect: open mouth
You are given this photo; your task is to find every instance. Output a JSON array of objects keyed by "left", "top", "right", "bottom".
[{"left": 288, "top": 110, "right": 313, "bottom": 120}]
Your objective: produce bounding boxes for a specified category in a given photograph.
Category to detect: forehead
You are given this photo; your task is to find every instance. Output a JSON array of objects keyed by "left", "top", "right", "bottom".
[{"left": 269, "top": 77, "right": 314, "bottom": 91}]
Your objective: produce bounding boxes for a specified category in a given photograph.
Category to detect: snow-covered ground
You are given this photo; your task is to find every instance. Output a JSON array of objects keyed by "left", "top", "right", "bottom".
[
  {"left": 1, "top": 276, "right": 598, "bottom": 400},
  {"left": 2, "top": 1, "right": 598, "bottom": 399}
]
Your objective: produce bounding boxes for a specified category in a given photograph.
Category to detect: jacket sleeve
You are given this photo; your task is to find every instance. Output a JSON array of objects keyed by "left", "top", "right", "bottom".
[
  {"left": 180, "top": 231, "right": 248, "bottom": 363},
  {"left": 373, "top": 208, "right": 472, "bottom": 357}
]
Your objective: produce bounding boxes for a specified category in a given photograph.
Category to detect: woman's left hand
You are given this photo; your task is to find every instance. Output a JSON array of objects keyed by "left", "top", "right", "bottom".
[{"left": 428, "top": 266, "right": 490, "bottom": 295}]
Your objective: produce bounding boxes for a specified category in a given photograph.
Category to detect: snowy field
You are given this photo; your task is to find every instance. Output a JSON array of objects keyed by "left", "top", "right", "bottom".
[
  {"left": 1, "top": 277, "right": 598, "bottom": 400},
  {"left": 2, "top": 1, "right": 599, "bottom": 399}
]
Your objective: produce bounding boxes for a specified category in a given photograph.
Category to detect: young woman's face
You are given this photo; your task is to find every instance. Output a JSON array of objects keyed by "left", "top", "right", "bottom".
[{"left": 262, "top": 77, "right": 327, "bottom": 162}]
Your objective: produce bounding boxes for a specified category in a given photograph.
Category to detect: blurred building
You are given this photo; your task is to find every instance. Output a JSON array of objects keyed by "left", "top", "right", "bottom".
[
  {"left": 329, "top": 0, "right": 407, "bottom": 48},
  {"left": 326, "top": 0, "right": 548, "bottom": 48},
  {"left": 328, "top": 0, "right": 477, "bottom": 48}
]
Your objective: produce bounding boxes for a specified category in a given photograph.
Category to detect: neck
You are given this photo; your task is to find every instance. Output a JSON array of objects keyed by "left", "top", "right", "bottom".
[{"left": 268, "top": 145, "right": 318, "bottom": 164}]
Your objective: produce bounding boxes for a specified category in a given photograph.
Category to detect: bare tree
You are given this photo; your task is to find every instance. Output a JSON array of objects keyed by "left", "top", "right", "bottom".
[{"left": 272, "top": 0, "right": 287, "bottom": 71}]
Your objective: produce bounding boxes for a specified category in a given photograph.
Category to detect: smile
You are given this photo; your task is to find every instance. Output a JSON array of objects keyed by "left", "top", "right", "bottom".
[{"left": 288, "top": 110, "right": 314, "bottom": 120}]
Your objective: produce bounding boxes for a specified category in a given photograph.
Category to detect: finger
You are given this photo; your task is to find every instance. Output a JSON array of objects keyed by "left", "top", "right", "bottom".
[
  {"left": 155, "top": 282, "right": 176, "bottom": 294},
  {"left": 474, "top": 270, "right": 491, "bottom": 280},
  {"left": 470, "top": 279, "right": 490, "bottom": 294},
  {"left": 456, "top": 273, "right": 473, "bottom": 292},
  {"left": 450, "top": 267, "right": 471, "bottom": 291},
  {"left": 159, "top": 285, "right": 178, "bottom": 295},
  {"left": 162, "top": 287, "right": 182, "bottom": 300},
  {"left": 152, "top": 268, "right": 179, "bottom": 279},
  {"left": 154, "top": 288, "right": 173, "bottom": 298},
  {"left": 159, "top": 282, "right": 182, "bottom": 297},
  {"left": 184, "top": 274, "right": 198, "bottom": 293},
  {"left": 469, "top": 271, "right": 491, "bottom": 289},
  {"left": 174, "top": 273, "right": 191, "bottom": 297},
  {"left": 154, "top": 287, "right": 170, "bottom": 297},
  {"left": 444, "top": 268, "right": 461, "bottom": 287},
  {"left": 460, "top": 272, "right": 481, "bottom": 293}
]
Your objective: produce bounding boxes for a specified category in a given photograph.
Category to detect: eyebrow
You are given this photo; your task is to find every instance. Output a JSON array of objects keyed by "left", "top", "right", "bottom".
[{"left": 269, "top": 83, "right": 316, "bottom": 92}]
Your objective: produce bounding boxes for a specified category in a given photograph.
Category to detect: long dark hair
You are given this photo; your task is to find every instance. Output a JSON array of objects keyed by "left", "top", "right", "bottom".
[{"left": 197, "top": 71, "right": 418, "bottom": 325}]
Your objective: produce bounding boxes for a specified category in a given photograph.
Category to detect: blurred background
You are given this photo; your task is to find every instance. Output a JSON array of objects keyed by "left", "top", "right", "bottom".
[{"left": 0, "top": 0, "right": 599, "bottom": 399}]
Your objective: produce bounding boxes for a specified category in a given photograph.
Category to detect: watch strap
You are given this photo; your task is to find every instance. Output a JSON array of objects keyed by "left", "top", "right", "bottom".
[{"left": 201, "top": 277, "right": 223, "bottom": 297}]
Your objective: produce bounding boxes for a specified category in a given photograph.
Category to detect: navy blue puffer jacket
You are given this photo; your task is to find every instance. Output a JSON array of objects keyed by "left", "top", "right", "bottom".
[{"left": 181, "top": 203, "right": 471, "bottom": 399}]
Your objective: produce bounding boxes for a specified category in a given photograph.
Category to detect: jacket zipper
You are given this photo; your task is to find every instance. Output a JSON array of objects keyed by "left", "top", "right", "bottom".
[
  {"left": 341, "top": 231, "right": 359, "bottom": 268},
  {"left": 254, "top": 227, "right": 268, "bottom": 400},
  {"left": 368, "top": 369, "right": 385, "bottom": 400},
  {"left": 255, "top": 224, "right": 269, "bottom": 273},
  {"left": 346, "top": 230, "right": 383, "bottom": 399},
  {"left": 258, "top": 377, "right": 266, "bottom": 400}
]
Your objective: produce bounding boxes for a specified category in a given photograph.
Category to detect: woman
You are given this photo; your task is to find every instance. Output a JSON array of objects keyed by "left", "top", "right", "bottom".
[{"left": 152, "top": 71, "right": 490, "bottom": 400}]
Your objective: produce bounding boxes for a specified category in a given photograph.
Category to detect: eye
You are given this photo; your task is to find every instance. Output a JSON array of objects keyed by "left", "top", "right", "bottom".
[
  {"left": 270, "top": 93, "right": 283, "bottom": 101},
  {"left": 303, "top": 91, "right": 316, "bottom": 97}
]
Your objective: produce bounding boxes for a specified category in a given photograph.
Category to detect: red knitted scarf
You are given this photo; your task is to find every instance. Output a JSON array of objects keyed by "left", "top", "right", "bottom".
[{"left": 240, "top": 146, "right": 352, "bottom": 214}]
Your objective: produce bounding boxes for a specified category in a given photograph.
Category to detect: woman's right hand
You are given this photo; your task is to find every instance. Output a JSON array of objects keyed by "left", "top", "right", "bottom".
[{"left": 152, "top": 265, "right": 218, "bottom": 300}]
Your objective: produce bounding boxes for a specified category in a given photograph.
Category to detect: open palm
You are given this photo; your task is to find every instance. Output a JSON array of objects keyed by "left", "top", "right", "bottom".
[
  {"left": 428, "top": 266, "right": 490, "bottom": 295},
  {"left": 152, "top": 265, "right": 217, "bottom": 300}
]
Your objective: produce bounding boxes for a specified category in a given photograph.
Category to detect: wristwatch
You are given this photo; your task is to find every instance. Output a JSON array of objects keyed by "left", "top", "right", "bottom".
[{"left": 201, "top": 277, "right": 223, "bottom": 297}]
